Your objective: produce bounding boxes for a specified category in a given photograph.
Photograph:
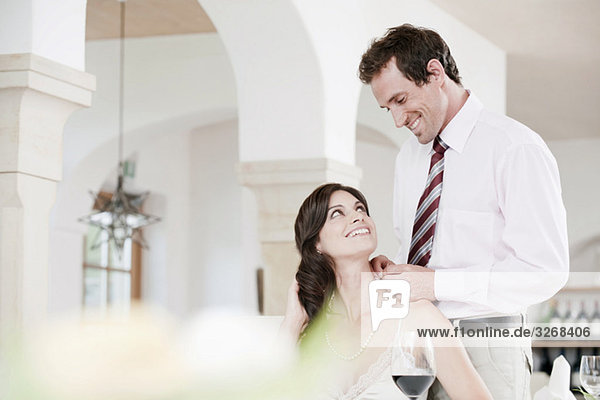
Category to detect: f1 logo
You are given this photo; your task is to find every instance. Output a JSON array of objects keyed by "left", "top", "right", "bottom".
[{"left": 368, "top": 279, "right": 411, "bottom": 331}]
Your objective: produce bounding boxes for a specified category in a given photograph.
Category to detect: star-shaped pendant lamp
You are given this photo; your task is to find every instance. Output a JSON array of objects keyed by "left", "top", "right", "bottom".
[{"left": 79, "top": 0, "right": 160, "bottom": 257}]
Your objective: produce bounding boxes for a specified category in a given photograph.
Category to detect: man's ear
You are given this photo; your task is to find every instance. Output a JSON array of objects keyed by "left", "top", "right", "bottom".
[{"left": 426, "top": 59, "right": 445, "bottom": 85}]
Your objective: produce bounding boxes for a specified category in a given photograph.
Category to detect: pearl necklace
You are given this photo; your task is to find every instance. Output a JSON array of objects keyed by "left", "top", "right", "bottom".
[{"left": 324, "top": 291, "right": 375, "bottom": 361}]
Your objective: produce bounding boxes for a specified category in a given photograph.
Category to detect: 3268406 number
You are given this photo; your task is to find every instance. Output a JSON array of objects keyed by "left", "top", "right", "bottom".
[{"left": 535, "top": 326, "right": 590, "bottom": 338}]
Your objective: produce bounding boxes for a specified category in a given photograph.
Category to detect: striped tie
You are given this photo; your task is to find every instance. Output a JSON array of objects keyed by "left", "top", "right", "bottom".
[{"left": 407, "top": 135, "right": 449, "bottom": 266}]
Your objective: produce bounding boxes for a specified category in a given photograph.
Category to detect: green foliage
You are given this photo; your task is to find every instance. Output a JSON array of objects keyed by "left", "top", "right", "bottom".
[{"left": 574, "top": 387, "right": 596, "bottom": 400}]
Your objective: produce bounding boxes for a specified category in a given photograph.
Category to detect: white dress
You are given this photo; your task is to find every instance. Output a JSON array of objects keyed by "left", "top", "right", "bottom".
[
  {"left": 313, "top": 297, "right": 425, "bottom": 399},
  {"left": 317, "top": 348, "right": 415, "bottom": 400}
]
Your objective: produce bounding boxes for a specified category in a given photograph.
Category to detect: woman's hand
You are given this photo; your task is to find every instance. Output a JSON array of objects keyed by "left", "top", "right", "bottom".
[{"left": 279, "top": 278, "right": 309, "bottom": 341}]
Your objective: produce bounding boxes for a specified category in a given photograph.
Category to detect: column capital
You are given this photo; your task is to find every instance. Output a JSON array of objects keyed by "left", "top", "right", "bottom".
[
  {"left": 0, "top": 53, "right": 96, "bottom": 106},
  {"left": 237, "top": 157, "right": 362, "bottom": 188},
  {"left": 237, "top": 157, "right": 362, "bottom": 243},
  {"left": 0, "top": 53, "right": 96, "bottom": 181}
]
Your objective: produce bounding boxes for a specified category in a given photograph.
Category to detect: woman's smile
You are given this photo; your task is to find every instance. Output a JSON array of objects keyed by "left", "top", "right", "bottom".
[
  {"left": 345, "top": 227, "right": 371, "bottom": 238},
  {"left": 317, "top": 190, "right": 377, "bottom": 258}
]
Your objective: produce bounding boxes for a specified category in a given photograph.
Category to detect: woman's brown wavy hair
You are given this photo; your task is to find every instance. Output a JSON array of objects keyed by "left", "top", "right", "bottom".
[{"left": 294, "top": 183, "right": 370, "bottom": 323}]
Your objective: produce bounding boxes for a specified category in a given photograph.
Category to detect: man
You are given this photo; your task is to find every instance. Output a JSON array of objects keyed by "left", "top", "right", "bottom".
[{"left": 359, "top": 24, "right": 569, "bottom": 399}]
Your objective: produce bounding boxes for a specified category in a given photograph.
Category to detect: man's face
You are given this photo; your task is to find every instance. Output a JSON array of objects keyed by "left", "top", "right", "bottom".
[{"left": 370, "top": 58, "right": 448, "bottom": 144}]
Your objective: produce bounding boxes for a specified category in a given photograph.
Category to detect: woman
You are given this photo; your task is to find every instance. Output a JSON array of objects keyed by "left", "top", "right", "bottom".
[{"left": 280, "top": 183, "right": 492, "bottom": 399}]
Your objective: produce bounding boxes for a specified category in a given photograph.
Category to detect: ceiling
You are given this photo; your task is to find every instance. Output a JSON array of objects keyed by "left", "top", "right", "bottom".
[
  {"left": 85, "top": 0, "right": 599, "bottom": 141},
  {"left": 85, "top": 0, "right": 215, "bottom": 40}
]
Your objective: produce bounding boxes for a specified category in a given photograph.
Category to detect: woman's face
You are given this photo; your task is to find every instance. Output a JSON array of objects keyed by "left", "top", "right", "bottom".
[{"left": 316, "top": 190, "right": 377, "bottom": 261}]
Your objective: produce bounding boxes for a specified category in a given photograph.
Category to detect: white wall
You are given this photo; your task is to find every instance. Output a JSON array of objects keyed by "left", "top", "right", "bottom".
[
  {"left": 61, "top": 33, "right": 236, "bottom": 178},
  {"left": 189, "top": 120, "right": 245, "bottom": 311},
  {"left": 355, "top": 127, "right": 400, "bottom": 259},
  {"left": 0, "top": 0, "right": 86, "bottom": 70},
  {"left": 548, "top": 138, "right": 600, "bottom": 269},
  {"left": 134, "top": 130, "right": 192, "bottom": 317}
]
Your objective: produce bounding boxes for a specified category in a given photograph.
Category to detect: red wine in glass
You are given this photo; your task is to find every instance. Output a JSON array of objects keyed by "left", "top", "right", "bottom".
[
  {"left": 392, "top": 374, "right": 435, "bottom": 399},
  {"left": 391, "top": 332, "right": 436, "bottom": 399}
]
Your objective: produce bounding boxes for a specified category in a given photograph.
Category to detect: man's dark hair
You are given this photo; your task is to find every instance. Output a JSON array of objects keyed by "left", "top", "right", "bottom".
[{"left": 358, "top": 24, "right": 462, "bottom": 86}]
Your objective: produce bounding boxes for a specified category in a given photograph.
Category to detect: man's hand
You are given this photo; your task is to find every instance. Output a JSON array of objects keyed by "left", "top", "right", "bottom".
[
  {"left": 382, "top": 263, "right": 436, "bottom": 302},
  {"left": 370, "top": 254, "right": 394, "bottom": 277}
]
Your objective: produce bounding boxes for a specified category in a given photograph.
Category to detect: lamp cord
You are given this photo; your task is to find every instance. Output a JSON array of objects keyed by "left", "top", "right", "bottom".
[{"left": 118, "top": 0, "right": 126, "bottom": 175}]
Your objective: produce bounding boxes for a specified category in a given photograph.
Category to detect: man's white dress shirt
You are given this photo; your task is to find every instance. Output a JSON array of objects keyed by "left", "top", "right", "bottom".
[{"left": 393, "top": 92, "right": 569, "bottom": 319}]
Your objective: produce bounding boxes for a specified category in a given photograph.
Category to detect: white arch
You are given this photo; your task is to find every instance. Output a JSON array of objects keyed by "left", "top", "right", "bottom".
[
  {"left": 52, "top": 108, "right": 237, "bottom": 232},
  {"left": 199, "top": 0, "right": 367, "bottom": 165}
]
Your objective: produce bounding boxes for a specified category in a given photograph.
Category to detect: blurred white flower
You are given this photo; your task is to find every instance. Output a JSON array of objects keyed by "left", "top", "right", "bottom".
[
  {"left": 3, "top": 305, "right": 322, "bottom": 400},
  {"left": 11, "top": 305, "right": 193, "bottom": 400},
  {"left": 178, "top": 310, "right": 294, "bottom": 380}
]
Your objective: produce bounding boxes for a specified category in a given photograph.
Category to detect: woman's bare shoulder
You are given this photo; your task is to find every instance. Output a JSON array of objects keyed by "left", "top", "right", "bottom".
[
  {"left": 403, "top": 300, "right": 451, "bottom": 329},
  {"left": 407, "top": 299, "right": 439, "bottom": 315}
]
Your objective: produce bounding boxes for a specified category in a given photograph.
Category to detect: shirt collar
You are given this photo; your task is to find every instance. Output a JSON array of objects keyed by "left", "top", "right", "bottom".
[{"left": 434, "top": 90, "right": 483, "bottom": 155}]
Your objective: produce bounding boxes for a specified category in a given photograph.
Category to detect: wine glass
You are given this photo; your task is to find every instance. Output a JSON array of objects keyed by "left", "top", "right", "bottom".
[
  {"left": 580, "top": 355, "right": 600, "bottom": 399},
  {"left": 391, "top": 332, "right": 436, "bottom": 399}
]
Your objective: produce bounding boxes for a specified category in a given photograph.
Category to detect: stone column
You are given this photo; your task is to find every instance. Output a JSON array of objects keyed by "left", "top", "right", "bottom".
[
  {"left": 0, "top": 53, "right": 95, "bottom": 334},
  {"left": 238, "top": 158, "right": 361, "bottom": 315}
]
